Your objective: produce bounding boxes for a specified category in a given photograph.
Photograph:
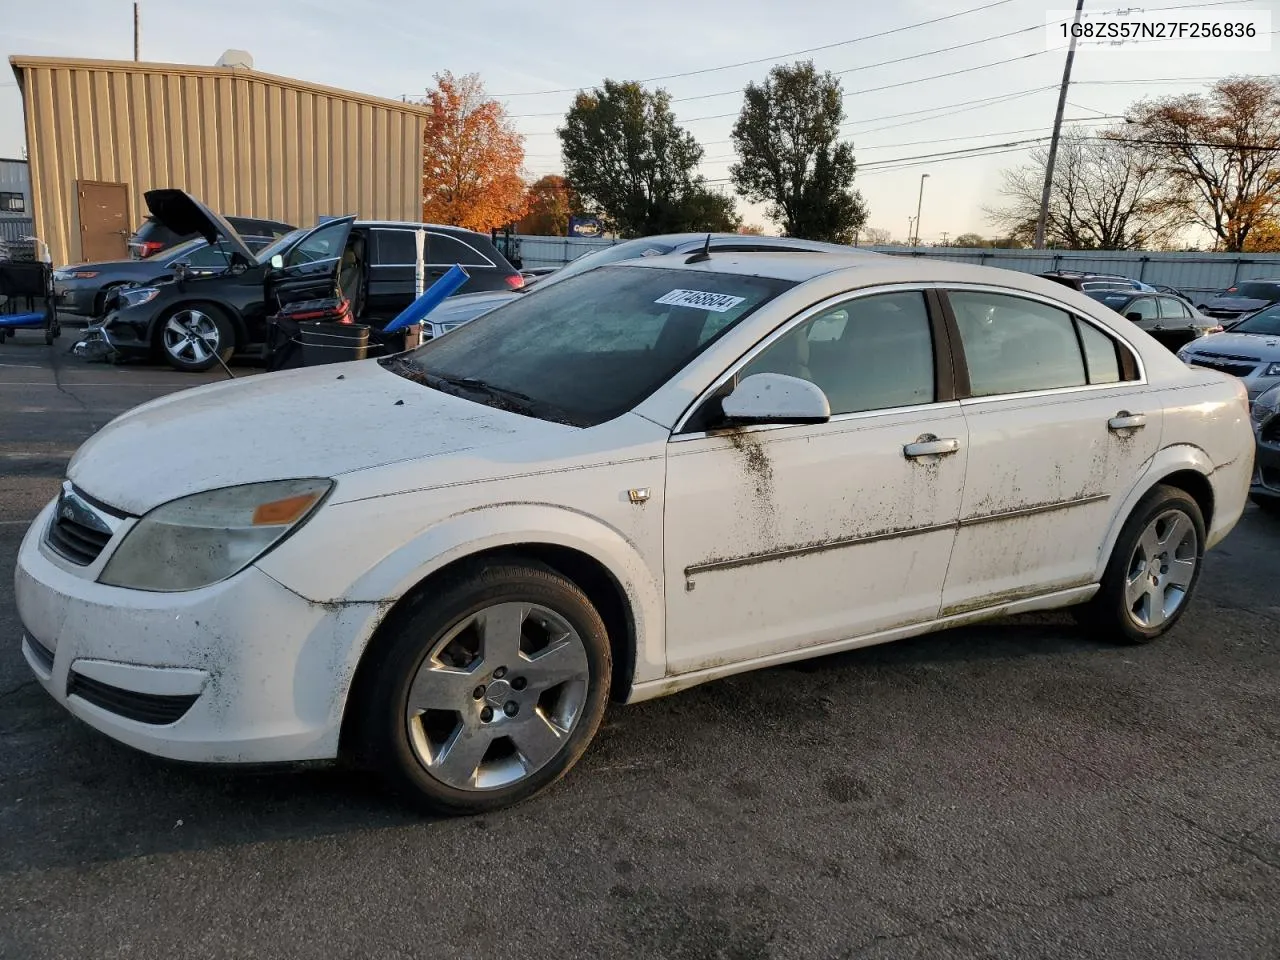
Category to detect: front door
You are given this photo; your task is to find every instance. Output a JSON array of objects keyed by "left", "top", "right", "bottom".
[
  {"left": 77, "top": 180, "right": 129, "bottom": 261},
  {"left": 264, "top": 216, "right": 355, "bottom": 311},
  {"left": 663, "top": 289, "right": 968, "bottom": 675},
  {"left": 940, "top": 288, "right": 1162, "bottom": 615}
]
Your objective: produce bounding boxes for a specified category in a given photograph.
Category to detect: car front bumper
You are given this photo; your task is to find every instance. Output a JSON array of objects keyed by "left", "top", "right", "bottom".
[
  {"left": 95, "top": 304, "right": 158, "bottom": 358},
  {"left": 15, "top": 498, "right": 383, "bottom": 764},
  {"left": 53, "top": 281, "right": 101, "bottom": 318},
  {"left": 1252, "top": 426, "right": 1280, "bottom": 503}
]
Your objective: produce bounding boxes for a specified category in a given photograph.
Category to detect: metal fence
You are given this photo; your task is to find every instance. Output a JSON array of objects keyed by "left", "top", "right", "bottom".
[
  {"left": 513, "top": 234, "right": 1280, "bottom": 303},
  {"left": 866, "top": 246, "right": 1280, "bottom": 301}
]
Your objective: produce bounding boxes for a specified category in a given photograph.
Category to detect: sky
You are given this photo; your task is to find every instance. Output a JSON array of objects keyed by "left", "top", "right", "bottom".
[{"left": 1, "top": 0, "right": 1276, "bottom": 243}]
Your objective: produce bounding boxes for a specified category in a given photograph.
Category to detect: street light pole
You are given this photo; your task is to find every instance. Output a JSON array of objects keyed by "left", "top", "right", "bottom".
[
  {"left": 907, "top": 216, "right": 916, "bottom": 246},
  {"left": 913, "top": 173, "right": 930, "bottom": 246}
]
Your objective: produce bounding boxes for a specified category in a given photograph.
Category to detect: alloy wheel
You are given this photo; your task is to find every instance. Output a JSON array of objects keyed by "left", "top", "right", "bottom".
[
  {"left": 1124, "top": 508, "right": 1198, "bottom": 629},
  {"left": 404, "top": 602, "right": 590, "bottom": 791},
  {"left": 163, "top": 309, "right": 220, "bottom": 364}
]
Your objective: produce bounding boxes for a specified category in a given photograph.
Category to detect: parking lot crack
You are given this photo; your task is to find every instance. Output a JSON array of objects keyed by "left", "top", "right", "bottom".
[{"left": 0, "top": 679, "right": 36, "bottom": 700}]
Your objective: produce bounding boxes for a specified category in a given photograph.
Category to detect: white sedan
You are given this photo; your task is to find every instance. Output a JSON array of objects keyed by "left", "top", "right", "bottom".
[{"left": 15, "top": 252, "right": 1254, "bottom": 814}]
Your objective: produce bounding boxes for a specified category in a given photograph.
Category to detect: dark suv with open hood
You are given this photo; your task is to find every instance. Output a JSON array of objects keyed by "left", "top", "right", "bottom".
[
  {"left": 92, "top": 189, "right": 522, "bottom": 371},
  {"left": 1197, "top": 280, "right": 1280, "bottom": 325}
]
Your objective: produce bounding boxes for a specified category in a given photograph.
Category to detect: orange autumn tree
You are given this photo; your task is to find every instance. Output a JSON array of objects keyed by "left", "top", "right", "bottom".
[{"left": 422, "top": 72, "right": 528, "bottom": 232}]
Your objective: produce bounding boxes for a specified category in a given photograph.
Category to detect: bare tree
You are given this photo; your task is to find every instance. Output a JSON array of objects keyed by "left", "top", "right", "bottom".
[
  {"left": 1125, "top": 77, "right": 1280, "bottom": 252},
  {"left": 861, "top": 227, "right": 891, "bottom": 245},
  {"left": 987, "top": 128, "right": 1177, "bottom": 250}
]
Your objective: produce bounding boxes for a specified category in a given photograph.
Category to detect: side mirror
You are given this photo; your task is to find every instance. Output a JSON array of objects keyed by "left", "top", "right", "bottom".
[
  {"left": 171, "top": 261, "right": 191, "bottom": 281},
  {"left": 270, "top": 254, "right": 284, "bottom": 270},
  {"left": 1125, "top": 311, "right": 1143, "bottom": 323},
  {"left": 721, "top": 373, "right": 830, "bottom": 426}
]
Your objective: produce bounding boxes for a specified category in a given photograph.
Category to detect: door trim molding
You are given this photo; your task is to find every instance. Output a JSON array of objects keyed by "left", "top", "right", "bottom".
[{"left": 681, "top": 492, "right": 1109, "bottom": 587}]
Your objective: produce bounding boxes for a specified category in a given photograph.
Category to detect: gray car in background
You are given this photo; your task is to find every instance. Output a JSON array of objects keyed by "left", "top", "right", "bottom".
[
  {"left": 1178, "top": 302, "right": 1280, "bottom": 400},
  {"left": 419, "top": 233, "right": 884, "bottom": 338}
]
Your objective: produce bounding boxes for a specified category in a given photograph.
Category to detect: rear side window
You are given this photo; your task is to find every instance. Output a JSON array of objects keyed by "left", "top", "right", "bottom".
[
  {"left": 1158, "top": 297, "right": 1190, "bottom": 319},
  {"left": 1077, "top": 321, "right": 1121, "bottom": 384},
  {"left": 428, "top": 233, "right": 494, "bottom": 268},
  {"left": 950, "top": 291, "right": 1086, "bottom": 396},
  {"left": 374, "top": 229, "right": 418, "bottom": 265}
]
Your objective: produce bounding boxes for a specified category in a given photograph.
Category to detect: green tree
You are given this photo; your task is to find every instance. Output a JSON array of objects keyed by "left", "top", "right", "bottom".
[
  {"left": 952, "top": 233, "right": 988, "bottom": 247},
  {"left": 559, "top": 80, "right": 739, "bottom": 236},
  {"left": 729, "top": 61, "right": 868, "bottom": 243}
]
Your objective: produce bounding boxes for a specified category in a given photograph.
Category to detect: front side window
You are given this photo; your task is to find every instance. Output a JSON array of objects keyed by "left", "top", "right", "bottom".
[
  {"left": 950, "top": 291, "right": 1087, "bottom": 396},
  {"left": 1125, "top": 298, "right": 1158, "bottom": 321},
  {"left": 738, "top": 292, "right": 935, "bottom": 415},
  {"left": 385, "top": 265, "right": 793, "bottom": 426},
  {"left": 284, "top": 221, "right": 349, "bottom": 268}
]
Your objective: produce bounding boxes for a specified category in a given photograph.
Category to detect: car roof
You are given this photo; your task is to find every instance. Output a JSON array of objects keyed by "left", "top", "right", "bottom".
[
  {"left": 353, "top": 219, "right": 490, "bottom": 238},
  {"left": 615, "top": 249, "right": 1095, "bottom": 292}
]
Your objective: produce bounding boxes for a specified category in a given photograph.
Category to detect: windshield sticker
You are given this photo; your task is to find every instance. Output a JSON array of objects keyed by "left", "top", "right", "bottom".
[{"left": 655, "top": 289, "right": 747, "bottom": 313}]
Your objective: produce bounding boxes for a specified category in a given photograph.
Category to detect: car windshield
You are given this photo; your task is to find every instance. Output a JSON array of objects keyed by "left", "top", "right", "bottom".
[
  {"left": 546, "top": 237, "right": 681, "bottom": 285},
  {"left": 383, "top": 264, "right": 794, "bottom": 427},
  {"left": 1231, "top": 306, "right": 1280, "bottom": 336},
  {"left": 161, "top": 238, "right": 209, "bottom": 262},
  {"left": 254, "top": 228, "right": 308, "bottom": 265},
  {"left": 1231, "top": 282, "right": 1280, "bottom": 300}
]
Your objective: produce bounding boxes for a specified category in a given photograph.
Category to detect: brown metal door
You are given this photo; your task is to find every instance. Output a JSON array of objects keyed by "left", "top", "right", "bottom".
[{"left": 77, "top": 180, "right": 129, "bottom": 261}]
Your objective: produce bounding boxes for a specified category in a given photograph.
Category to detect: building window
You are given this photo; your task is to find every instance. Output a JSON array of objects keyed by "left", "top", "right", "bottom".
[{"left": 0, "top": 192, "right": 25, "bottom": 213}]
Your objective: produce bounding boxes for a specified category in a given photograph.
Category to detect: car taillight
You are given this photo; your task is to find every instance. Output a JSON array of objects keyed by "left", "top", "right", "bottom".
[
  {"left": 138, "top": 241, "right": 165, "bottom": 258},
  {"left": 504, "top": 274, "right": 525, "bottom": 290}
]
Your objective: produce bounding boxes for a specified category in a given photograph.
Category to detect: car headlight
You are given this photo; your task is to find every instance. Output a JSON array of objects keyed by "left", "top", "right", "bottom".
[
  {"left": 1254, "top": 383, "right": 1280, "bottom": 423},
  {"left": 1265, "top": 362, "right": 1280, "bottom": 377},
  {"left": 100, "top": 479, "right": 332, "bottom": 591},
  {"left": 117, "top": 286, "right": 160, "bottom": 309}
]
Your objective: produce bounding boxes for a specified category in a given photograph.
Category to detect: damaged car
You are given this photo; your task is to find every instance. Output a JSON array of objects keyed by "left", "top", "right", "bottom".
[
  {"left": 86, "top": 189, "right": 522, "bottom": 371},
  {"left": 16, "top": 253, "right": 1255, "bottom": 814}
]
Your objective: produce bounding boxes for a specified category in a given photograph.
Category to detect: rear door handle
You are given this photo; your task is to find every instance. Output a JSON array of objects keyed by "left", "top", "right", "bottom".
[
  {"left": 904, "top": 435, "right": 960, "bottom": 459},
  {"left": 1108, "top": 411, "right": 1147, "bottom": 431}
]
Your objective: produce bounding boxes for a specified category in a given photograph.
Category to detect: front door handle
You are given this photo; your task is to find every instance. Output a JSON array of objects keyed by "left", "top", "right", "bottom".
[
  {"left": 904, "top": 434, "right": 960, "bottom": 459},
  {"left": 1108, "top": 411, "right": 1147, "bottom": 432}
]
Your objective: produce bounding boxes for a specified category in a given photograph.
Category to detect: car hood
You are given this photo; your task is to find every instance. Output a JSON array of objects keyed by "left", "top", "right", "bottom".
[
  {"left": 144, "top": 189, "right": 257, "bottom": 264},
  {"left": 427, "top": 290, "right": 521, "bottom": 324},
  {"left": 67, "top": 360, "right": 575, "bottom": 515},
  {"left": 1202, "top": 295, "right": 1271, "bottom": 314},
  {"left": 1183, "top": 331, "right": 1280, "bottom": 358}
]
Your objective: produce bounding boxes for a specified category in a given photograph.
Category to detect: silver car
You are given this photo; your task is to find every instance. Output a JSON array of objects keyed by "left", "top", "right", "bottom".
[
  {"left": 1178, "top": 303, "right": 1280, "bottom": 400},
  {"left": 420, "top": 233, "right": 883, "bottom": 337}
]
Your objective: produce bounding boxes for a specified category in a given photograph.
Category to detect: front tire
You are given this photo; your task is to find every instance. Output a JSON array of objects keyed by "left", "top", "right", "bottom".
[
  {"left": 357, "top": 561, "right": 611, "bottom": 815},
  {"left": 158, "top": 304, "right": 234, "bottom": 372},
  {"left": 1078, "top": 484, "right": 1205, "bottom": 644}
]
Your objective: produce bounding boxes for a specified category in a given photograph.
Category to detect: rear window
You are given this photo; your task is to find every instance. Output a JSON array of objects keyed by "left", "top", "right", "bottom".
[
  {"left": 385, "top": 265, "right": 793, "bottom": 427},
  {"left": 1087, "top": 292, "right": 1133, "bottom": 309},
  {"left": 428, "top": 233, "right": 495, "bottom": 268}
]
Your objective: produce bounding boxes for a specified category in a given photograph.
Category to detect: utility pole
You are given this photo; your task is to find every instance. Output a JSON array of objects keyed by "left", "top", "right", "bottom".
[
  {"left": 940, "top": 231, "right": 949, "bottom": 247},
  {"left": 913, "top": 173, "right": 930, "bottom": 246},
  {"left": 133, "top": 3, "right": 140, "bottom": 61},
  {"left": 907, "top": 216, "right": 916, "bottom": 246},
  {"left": 1035, "top": 0, "right": 1084, "bottom": 249}
]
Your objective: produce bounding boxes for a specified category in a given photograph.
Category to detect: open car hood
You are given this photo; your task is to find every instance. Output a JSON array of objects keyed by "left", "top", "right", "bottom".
[{"left": 143, "top": 189, "right": 257, "bottom": 264}]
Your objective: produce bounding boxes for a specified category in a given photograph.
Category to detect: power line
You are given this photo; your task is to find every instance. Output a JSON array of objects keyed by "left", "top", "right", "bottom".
[
  {"left": 678, "top": 47, "right": 1059, "bottom": 122},
  {"left": 489, "top": 0, "right": 1014, "bottom": 97}
]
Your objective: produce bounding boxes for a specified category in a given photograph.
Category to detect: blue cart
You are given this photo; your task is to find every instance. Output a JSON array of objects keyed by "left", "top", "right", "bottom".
[{"left": 0, "top": 248, "right": 60, "bottom": 346}]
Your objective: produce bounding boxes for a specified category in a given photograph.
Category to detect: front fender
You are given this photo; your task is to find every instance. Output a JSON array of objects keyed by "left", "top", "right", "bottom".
[{"left": 257, "top": 500, "right": 666, "bottom": 685}]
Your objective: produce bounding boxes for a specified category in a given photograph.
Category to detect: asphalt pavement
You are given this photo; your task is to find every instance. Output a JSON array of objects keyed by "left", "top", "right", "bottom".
[{"left": 2, "top": 336, "right": 1278, "bottom": 959}]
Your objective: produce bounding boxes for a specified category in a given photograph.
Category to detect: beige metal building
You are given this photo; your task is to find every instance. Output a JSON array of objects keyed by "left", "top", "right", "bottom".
[{"left": 9, "top": 55, "right": 430, "bottom": 265}]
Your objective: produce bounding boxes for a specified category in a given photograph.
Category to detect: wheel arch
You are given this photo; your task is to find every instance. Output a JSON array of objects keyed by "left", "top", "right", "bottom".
[{"left": 1095, "top": 444, "right": 1216, "bottom": 580}]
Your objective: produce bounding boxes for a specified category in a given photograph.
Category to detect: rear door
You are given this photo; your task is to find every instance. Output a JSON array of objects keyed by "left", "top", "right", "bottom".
[
  {"left": 940, "top": 288, "right": 1161, "bottom": 614},
  {"left": 367, "top": 227, "right": 420, "bottom": 319},
  {"left": 1156, "top": 296, "right": 1197, "bottom": 349},
  {"left": 265, "top": 217, "right": 354, "bottom": 310}
]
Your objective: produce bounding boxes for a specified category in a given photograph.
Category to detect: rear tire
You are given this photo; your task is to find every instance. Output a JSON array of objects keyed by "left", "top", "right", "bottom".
[
  {"left": 158, "top": 303, "right": 235, "bottom": 372},
  {"left": 356, "top": 561, "right": 611, "bottom": 815},
  {"left": 1076, "top": 484, "right": 1205, "bottom": 644}
]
